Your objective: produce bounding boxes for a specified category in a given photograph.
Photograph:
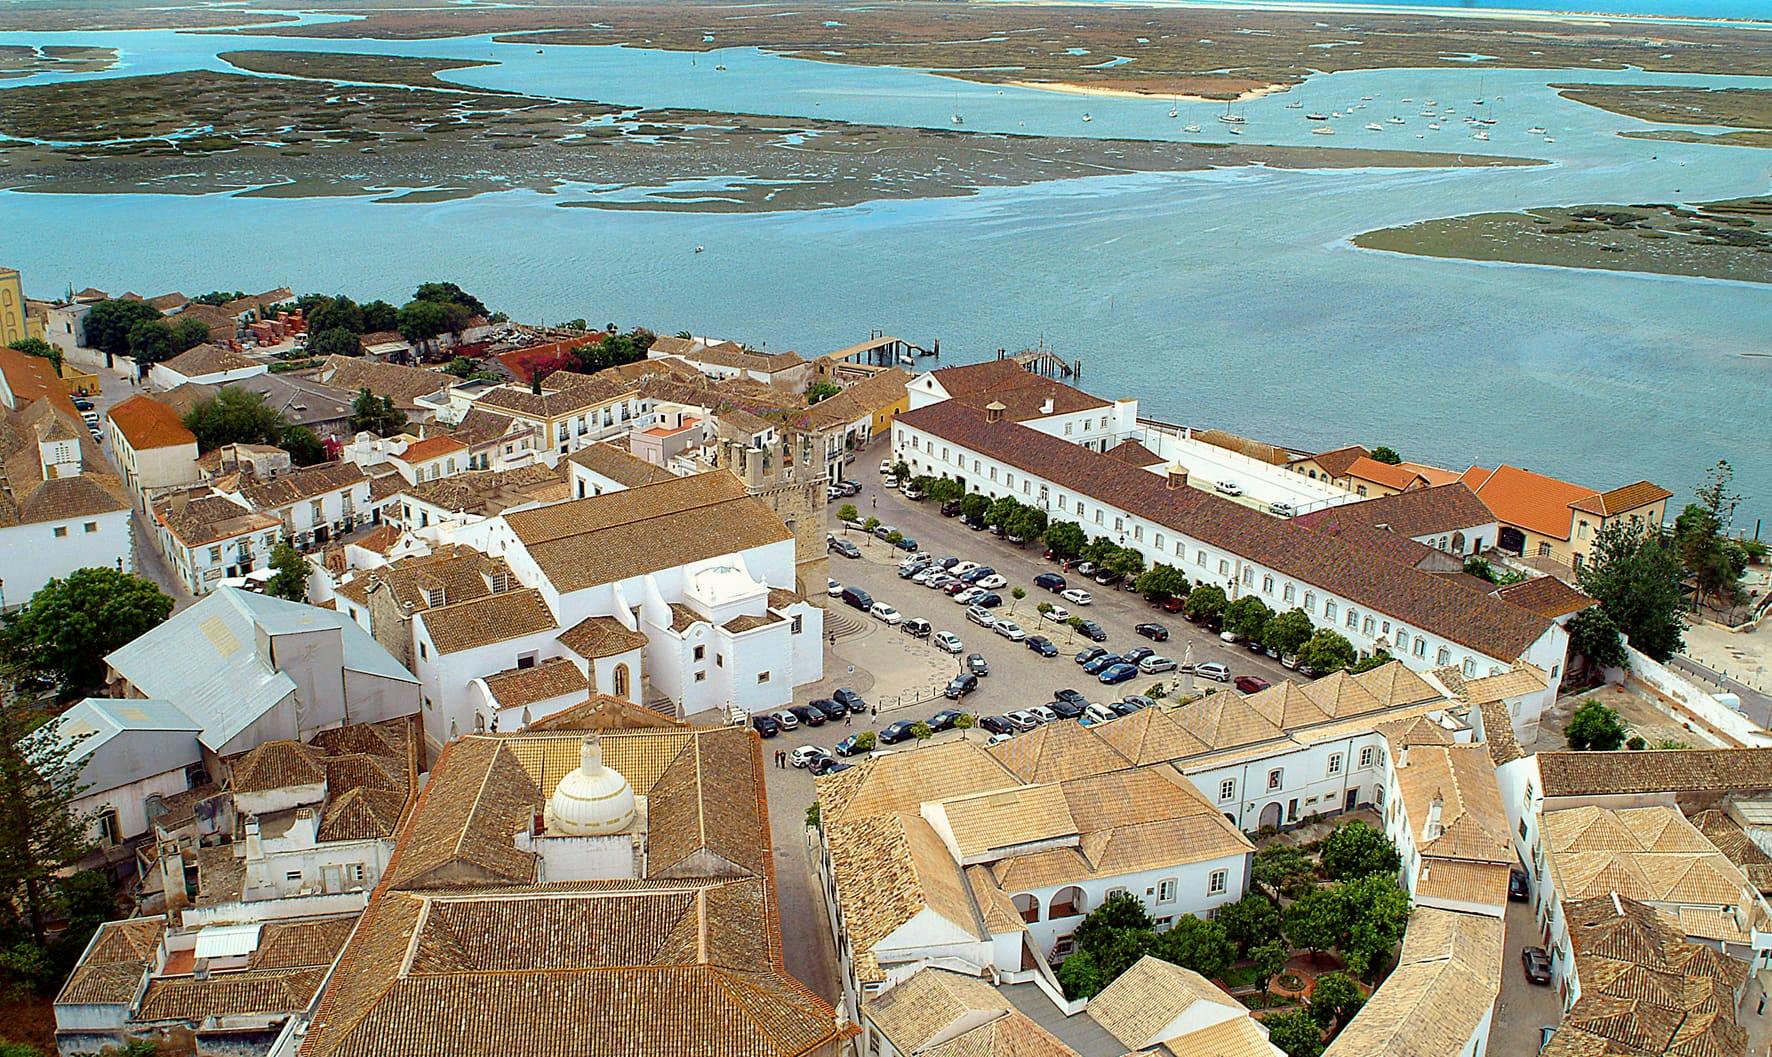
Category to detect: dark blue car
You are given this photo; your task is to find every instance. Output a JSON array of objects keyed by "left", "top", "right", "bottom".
[
  {"left": 1098, "top": 663, "right": 1139, "bottom": 685},
  {"left": 1082, "top": 654, "right": 1123, "bottom": 675}
]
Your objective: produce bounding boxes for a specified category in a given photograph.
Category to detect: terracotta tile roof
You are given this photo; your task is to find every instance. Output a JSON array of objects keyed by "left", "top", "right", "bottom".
[
  {"left": 827, "top": 813, "right": 985, "bottom": 983},
  {"left": 159, "top": 342, "right": 258, "bottom": 378},
  {"left": 136, "top": 967, "right": 330, "bottom": 1021},
  {"left": 928, "top": 783, "right": 1078, "bottom": 861},
  {"left": 795, "top": 368, "right": 911, "bottom": 432},
  {"left": 680, "top": 340, "right": 805, "bottom": 374},
  {"left": 318, "top": 786, "right": 410, "bottom": 842},
  {"left": 1321, "top": 907, "right": 1503, "bottom": 1057},
  {"left": 480, "top": 657, "right": 586, "bottom": 710},
  {"left": 1398, "top": 461, "right": 1464, "bottom": 487},
  {"left": 1347, "top": 456, "right": 1430, "bottom": 492},
  {"left": 866, "top": 968, "right": 1013, "bottom": 1053},
  {"left": 1491, "top": 575, "right": 1596, "bottom": 620},
  {"left": 986, "top": 720, "right": 1134, "bottom": 784},
  {"left": 1690, "top": 810, "right": 1772, "bottom": 895},
  {"left": 0, "top": 400, "right": 130, "bottom": 527},
  {"left": 524, "top": 694, "right": 688, "bottom": 731},
  {"left": 1572, "top": 480, "right": 1673, "bottom": 518},
  {"left": 1388, "top": 737, "right": 1512, "bottom": 871},
  {"left": 1105, "top": 438, "right": 1164, "bottom": 467},
  {"left": 816, "top": 740, "right": 1017, "bottom": 824},
  {"left": 898, "top": 402, "right": 1553, "bottom": 662},
  {"left": 1543, "top": 806, "right": 1766, "bottom": 934},
  {"left": 504, "top": 472, "right": 791, "bottom": 594},
  {"left": 920, "top": 1011, "right": 1079, "bottom": 1057},
  {"left": 251, "top": 916, "right": 357, "bottom": 970},
  {"left": 499, "top": 728, "right": 699, "bottom": 795},
  {"left": 393, "top": 435, "right": 466, "bottom": 463},
  {"left": 474, "top": 370, "right": 638, "bottom": 420},
  {"left": 1311, "top": 445, "right": 1369, "bottom": 479},
  {"left": 1415, "top": 858, "right": 1512, "bottom": 908},
  {"left": 1543, "top": 895, "right": 1750, "bottom": 1057},
  {"left": 236, "top": 460, "right": 365, "bottom": 511},
  {"left": 1538, "top": 750, "right": 1772, "bottom": 798},
  {"left": 964, "top": 865, "right": 1027, "bottom": 935},
  {"left": 1193, "top": 428, "right": 1293, "bottom": 466},
  {"left": 317, "top": 355, "right": 452, "bottom": 409},
  {"left": 723, "top": 611, "right": 781, "bottom": 634},
  {"left": 418, "top": 587, "right": 556, "bottom": 655},
  {"left": 56, "top": 919, "right": 163, "bottom": 1006},
  {"left": 1460, "top": 664, "right": 1550, "bottom": 705},
  {"left": 1087, "top": 955, "right": 1244, "bottom": 1052},
  {"left": 230, "top": 740, "right": 324, "bottom": 792},
  {"left": 106, "top": 394, "right": 196, "bottom": 451},
  {"left": 383, "top": 737, "right": 540, "bottom": 890},
  {"left": 556, "top": 616, "right": 649, "bottom": 659},
  {"left": 930, "top": 359, "right": 1109, "bottom": 420},
  {"left": 1295, "top": 484, "right": 1493, "bottom": 539},
  {"left": 566, "top": 441, "right": 676, "bottom": 488},
  {"left": 156, "top": 492, "right": 278, "bottom": 547},
  {"left": 1461, "top": 464, "right": 1598, "bottom": 540},
  {"left": 0, "top": 344, "right": 77, "bottom": 415},
  {"left": 342, "top": 544, "right": 512, "bottom": 615},
  {"left": 400, "top": 462, "right": 567, "bottom": 516},
  {"left": 644, "top": 725, "right": 768, "bottom": 879}
]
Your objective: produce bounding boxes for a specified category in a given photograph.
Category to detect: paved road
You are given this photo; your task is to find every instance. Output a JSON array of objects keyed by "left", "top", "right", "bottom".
[
  {"left": 86, "top": 376, "right": 196, "bottom": 607},
  {"left": 1492, "top": 897, "right": 1562, "bottom": 1056}
]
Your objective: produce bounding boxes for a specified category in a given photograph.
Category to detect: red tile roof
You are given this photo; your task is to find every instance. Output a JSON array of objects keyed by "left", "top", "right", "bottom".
[
  {"left": 1461, "top": 464, "right": 1597, "bottom": 540},
  {"left": 897, "top": 401, "right": 1553, "bottom": 662},
  {"left": 1571, "top": 481, "right": 1673, "bottom": 517},
  {"left": 106, "top": 395, "right": 196, "bottom": 451},
  {"left": 1294, "top": 484, "right": 1494, "bottom": 539},
  {"left": 395, "top": 436, "right": 467, "bottom": 464},
  {"left": 0, "top": 345, "right": 76, "bottom": 416}
]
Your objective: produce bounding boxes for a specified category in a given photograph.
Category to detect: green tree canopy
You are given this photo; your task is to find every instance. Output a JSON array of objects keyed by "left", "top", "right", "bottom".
[
  {"left": 1134, "top": 564, "right": 1189, "bottom": 602},
  {"left": 1224, "top": 595, "right": 1274, "bottom": 643},
  {"left": 280, "top": 425, "right": 327, "bottom": 466},
  {"left": 1368, "top": 446, "right": 1402, "bottom": 465},
  {"left": 1106, "top": 546, "right": 1146, "bottom": 579},
  {"left": 1298, "top": 629, "right": 1356, "bottom": 673},
  {"left": 5, "top": 568, "right": 173, "bottom": 690},
  {"left": 127, "top": 319, "right": 173, "bottom": 365},
  {"left": 168, "top": 316, "right": 212, "bottom": 354},
  {"left": 1042, "top": 521, "right": 1086, "bottom": 560},
  {"left": 0, "top": 681, "right": 99, "bottom": 949},
  {"left": 1148, "top": 916, "right": 1233, "bottom": 981},
  {"left": 349, "top": 388, "right": 406, "bottom": 437},
  {"left": 1185, "top": 584, "right": 1228, "bottom": 622},
  {"left": 309, "top": 327, "right": 362, "bottom": 359},
  {"left": 82, "top": 299, "right": 162, "bottom": 356},
  {"left": 1252, "top": 844, "right": 1315, "bottom": 894},
  {"left": 1349, "top": 650, "right": 1394, "bottom": 674},
  {"left": 1282, "top": 886, "right": 1343, "bottom": 957},
  {"left": 1565, "top": 698, "right": 1628, "bottom": 751},
  {"left": 836, "top": 503, "right": 859, "bottom": 524},
  {"left": 360, "top": 299, "right": 399, "bottom": 332},
  {"left": 1308, "top": 970, "right": 1365, "bottom": 1029},
  {"left": 395, "top": 299, "right": 452, "bottom": 343},
  {"left": 1006, "top": 505, "right": 1048, "bottom": 542},
  {"left": 1056, "top": 950, "right": 1105, "bottom": 1000},
  {"left": 412, "top": 281, "right": 488, "bottom": 317},
  {"left": 266, "top": 543, "right": 309, "bottom": 602},
  {"left": 305, "top": 294, "right": 364, "bottom": 336},
  {"left": 960, "top": 493, "right": 990, "bottom": 522},
  {"left": 1215, "top": 892, "right": 1282, "bottom": 957},
  {"left": 1265, "top": 1009, "right": 1326, "bottom": 1057},
  {"left": 1263, "top": 608, "right": 1315, "bottom": 657},
  {"left": 1249, "top": 939, "right": 1290, "bottom": 997},
  {"left": 807, "top": 380, "right": 841, "bottom": 404},
  {"left": 985, "top": 496, "right": 1020, "bottom": 529},
  {"left": 182, "top": 387, "right": 288, "bottom": 451},
  {"left": 1318, "top": 820, "right": 1400, "bottom": 881},
  {"left": 1338, "top": 874, "right": 1412, "bottom": 978},
  {"left": 1578, "top": 519, "right": 1687, "bottom": 662},
  {"left": 1567, "top": 607, "right": 1627, "bottom": 677},
  {"left": 925, "top": 478, "right": 964, "bottom": 504}
]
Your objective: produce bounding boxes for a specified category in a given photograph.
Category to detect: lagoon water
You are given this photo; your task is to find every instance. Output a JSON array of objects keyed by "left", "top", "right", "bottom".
[{"left": 1, "top": 16, "right": 1769, "bottom": 515}]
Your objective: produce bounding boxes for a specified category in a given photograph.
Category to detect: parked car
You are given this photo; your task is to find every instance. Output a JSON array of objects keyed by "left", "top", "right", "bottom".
[
  {"left": 1269, "top": 500, "right": 1296, "bottom": 517},
  {"left": 1161, "top": 596, "right": 1186, "bottom": 614},
  {"left": 829, "top": 538, "right": 861, "bottom": 559},
  {"left": 1048, "top": 698, "right": 1083, "bottom": 719},
  {"left": 944, "top": 672, "right": 980, "bottom": 700},
  {"left": 1135, "top": 622, "right": 1170, "bottom": 641},
  {"left": 73, "top": 397, "right": 94, "bottom": 411},
  {"left": 787, "top": 705, "right": 827, "bottom": 727},
  {"left": 1196, "top": 661, "right": 1232, "bottom": 682},
  {"left": 1509, "top": 868, "right": 1530, "bottom": 902},
  {"left": 966, "top": 605, "right": 996, "bottom": 627},
  {"left": 1060, "top": 588, "right": 1094, "bottom": 606},
  {"left": 810, "top": 756, "right": 850, "bottom": 776},
  {"left": 1108, "top": 698, "right": 1142, "bottom": 716},
  {"left": 925, "top": 575, "right": 956, "bottom": 591},
  {"left": 1082, "top": 653, "right": 1123, "bottom": 675},
  {"left": 1234, "top": 675, "right": 1271, "bottom": 694},
  {"left": 834, "top": 734, "right": 868, "bottom": 756},
  {"left": 826, "top": 578, "right": 843, "bottom": 597},
  {"left": 977, "top": 716, "right": 1015, "bottom": 735},
  {"left": 751, "top": 715, "right": 781, "bottom": 738},
  {"left": 809, "top": 698, "right": 846, "bottom": 722},
  {"left": 1074, "top": 647, "right": 1108, "bottom": 666},
  {"left": 1521, "top": 947, "right": 1552, "bottom": 986},
  {"left": 932, "top": 630, "right": 964, "bottom": 654},
  {"left": 927, "top": 709, "right": 965, "bottom": 732},
  {"left": 973, "top": 593, "right": 1003, "bottom": 609},
  {"left": 870, "top": 602, "right": 904, "bottom": 626},
  {"left": 826, "top": 485, "right": 846, "bottom": 502},
  {"left": 987, "top": 732, "right": 1014, "bottom": 746},
  {"left": 1082, "top": 703, "right": 1118, "bottom": 726},
  {"left": 879, "top": 459, "right": 893, "bottom": 475},
  {"left": 953, "top": 587, "right": 984, "bottom": 605},
  {"left": 1053, "top": 688, "right": 1089, "bottom": 710},
  {"left": 838, "top": 478, "right": 862, "bottom": 497},
  {"left": 1219, "top": 630, "right": 1240, "bottom": 643},
  {"left": 1098, "top": 663, "right": 1138, "bottom": 685},
  {"left": 833, "top": 688, "right": 867, "bottom": 714},
  {"left": 1041, "top": 605, "right": 1071, "bottom": 624},
  {"left": 1215, "top": 480, "right": 1243, "bottom": 496},
  {"left": 947, "top": 580, "right": 976, "bottom": 598},
  {"left": 911, "top": 569, "right": 938, "bottom": 585},
  {"left": 959, "top": 566, "right": 995, "bottom": 584},
  {"left": 974, "top": 573, "right": 1008, "bottom": 590},
  {"left": 962, "top": 515, "right": 988, "bottom": 531},
  {"left": 1122, "top": 646, "right": 1156, "bottom": 664},
  {"left": 1077, "top": 621, "right": 1108, "bottom": 642},
  {"left": 897, "top": 560, "right": 930, "bottom": 579},
  {"left": 789, "top": 745, "right": 830, "bottom": 768},
  {"left": 1119, "top": 694, "right": 1157, "bottom": 711},
  {"left": 1026, "top": 635, "right": 1059, "bottom": 657},
  {"left": 950, "top": 561, "right": 981, "bottom": 576},
  {"left": 879, "top": 721, "right": 917, "bottom": 744},
  {"left": 992, "top": 620, "right": 1027, "bottom": 642},
  {"left": 901, "top": 617, "right": 932, "bottom": 639},
  {"left": 872, "top": 524, "right": 897, "bottom": 541},
  {"left": 1001, "top": 711, "right": 1040, "bottom": 732},
  {"left": 1092, "top": 569, "right": 1122, "bottom": 587},
  {"left": 934, "top": 556, "right": 960, "bottom": 570},
  {"left": 966, "top": 653, "right": 990, "bottom": 677},
  {"left": 1033, "top": 572, "right": 1067, "bottom": 592},
  {"left": 770, "top": 709, "right": 800, "bottom": 731},
  {"left": 1139, "top": 655, "right": 1178, "bottom": 674},
  {"left": 940, "top": 500, "right": 964, "bottom": 517},
  {"left": 1027, "top": 705, "right": 1059, "bottom": 724},
  {"left": 901, "top": 484, "right": 925, "bottom": 500},
  {"left": 1074, "top": 561, "right": 1096, "bottom": 576},
  {"left": 894, "top": 536, "right": 919, "bottom": 552}
]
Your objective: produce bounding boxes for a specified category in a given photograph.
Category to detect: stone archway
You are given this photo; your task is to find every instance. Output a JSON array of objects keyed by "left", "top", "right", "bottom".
[
  {"left": 1258, "top": 802, "right": 1283, "bottom": 830},
  {"left": 1498, "top": 527, "right": 1526, "bottom": 555}
]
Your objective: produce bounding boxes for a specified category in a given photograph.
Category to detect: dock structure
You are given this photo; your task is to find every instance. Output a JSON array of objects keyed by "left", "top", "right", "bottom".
[
  {"left": 826, "top": 334, "right": 913, "bottom": 369},
  {"left": 999, "top": 344, "right": 1080, "bottom": 381}
]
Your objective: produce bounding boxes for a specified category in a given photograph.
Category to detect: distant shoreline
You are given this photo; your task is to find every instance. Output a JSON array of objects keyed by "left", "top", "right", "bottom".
[
  {"left": 998, "top": 78, "right": 1290, "bottom": 103},
  {"left": 976, "top": 0, "right": 1772, "bottom": 31}
]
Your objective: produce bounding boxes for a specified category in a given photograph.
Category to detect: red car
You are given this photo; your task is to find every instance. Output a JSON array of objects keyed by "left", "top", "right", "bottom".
[
  {"left": 1234, "top": 675, "right": 1271, "bottom": 694},
  {"left": 1161, "top": 596, "right": 1185, "bottom": 613}
]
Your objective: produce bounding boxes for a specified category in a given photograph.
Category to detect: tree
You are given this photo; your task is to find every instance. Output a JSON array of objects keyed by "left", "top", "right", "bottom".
[
  {"left": 1565, "top": 698, "right": 1627, "bottom": 751},
  {"left": 1567, "top": 607, "right": 1627, "bottom": 680},
  {"left": 1283, "top": 886, "right": 1343, "bottom": 959},
  {"left": 309, "top": 327, "right": 362, "bottom": 359},
  {"left": 266, "top": 544, "right": 309, "bottom": 602},
  {"left": 863, "top": 516, "right": 881, "bottom": 536},
  {"left": 1318, "top": 820, "right": 1400, "bottom": 881},
  {"left": 1695, "top": 459, "right": 1741, "bottom": 529},
  {"left": 1462, "top": 556, "right": 1519, "bottom": 586},
  {"left": 1216, "top": 893, "right": 1282, "bottom": 957},
  {"left": 1056, "top": 950, "right": 1105, "bottom": 1000},
  {"left": 395, "top": 298, "right": 452, "bottom": 343},
  {"left": 305, "top": 294, "right": 364, "bottom": 336},
  {"left": 361, "top": 299, "right": 399, "bottom": 332},
  {"left": 1263, "top": 608, "right": 1314, "bottom": 658},
  {"left": 1252, "top": 844, "right": 1315, "bottom": 894},
  {"left": 126, "top": 318, "right": 173, "bottom": 365},
  {"left": 985, "top": 496, "right": 1020, "bottom": 529},
  {"left": 183, "top": 388, "right": 287, "bottom": 451},
  {"left": 1005, "top": 505, "right": 1047, "bottom": 543},
  {"left": 82, "top": 299, "right": 162, "bottom": 356},
  {"left": 1042, "top": 521, "right": 1086, "bottom": 560},
  {"left": 1135, "top": 564, "right": 1189, "bottom": 602},
  {"left": 909, "top": 721, "right": 932, "bottom": 743},
  {"left": 852, "top": 731, "right": 876, "bottom": 752},
  {"left": 9, "top": 337, "right": 61, "bottom": 372},
  {"left": 837, "top": 503, "right": 859, "bottom": 525},
  {"left": 168, "top": 316, "right": 212, "bottom": 354},
  {"left": 804, "top": 802, "right": 820, "bottom": 829},
  {"left": 1149, "top": 915, "right": 1233, "bottom": 981},
  {"left": 1338, "top": 875, "right": 1411, "bottom": 978},
  {"left": 885, "top": 530, "right": 905, "bottom": 549},
  {"left": 1106, "top": 546, "right": 1145, "bottom": 580},
  {"left": 1297, "top": 629, "right": 1355, "bottom": 673},
  {"left": 1265, "top": 1009, "right": 1326, "bottom": 1057},
  {"left": 412, "top": 281, "right": 488, "bottom": 317},
  {"left": 954, "top": 713, "right": 975, "bottom": 730},
  {"left": 4, "top": 568, "right": 173, "bottom": 690},
  {"left": 1224, "top": 596, "right": 1273, "bottom": 643},
  {"left": 1073, "top": 891, "right": 1153, "bottom": 952},
  {"left": 926, "top": 478, "right": 963, "bottom": 504},
  {"left": 0, "top": 689, "right": 95, "bottom": 953},
  {"left": 1185, "top": 584, "right": 1227, "bottom": 623},
  {"left": 806, "top": 380, "right": 841, "bottom": 404},
  {"left": 349, "top": 388, "right": 405, "bottom": 437},
  {"left": 892, "top": 460, "right": 911, "bottom": 482},
  {"left": 1349, "top": 650, "right": 1393, "bottom": 674},
  {"left": 960, "top": 493, "right": 989, "bottom": 523},
  {"left": 1578, "top": 519, "right": 1687, "bottom": 662},
  {"left": 1011, "top": 586, "right": 1027, "bottom": 612},
  {"left": 1249, "top": 940, "right": 1290, "bottom": 998},
  {"left": 279, "top": 425, "right": 326, "bottom": 466},
  {"left": 1369, "top": 446, "right": 1402, "bottom": 465},
  {"left": 1308, "top": 971, "right": 1365, "bottom": 1030}
]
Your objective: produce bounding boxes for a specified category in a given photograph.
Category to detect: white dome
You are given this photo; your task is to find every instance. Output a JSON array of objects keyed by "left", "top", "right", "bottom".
[{"left": 545, "top": 734, "right": 636, "bottom": 836}]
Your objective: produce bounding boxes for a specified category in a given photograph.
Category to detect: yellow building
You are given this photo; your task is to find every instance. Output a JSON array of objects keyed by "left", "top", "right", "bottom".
[
  {"left": 1461, "top": 464, "right": 1671, "bottom": 572},
  {"left": 0, "top": 267, "right": 40, "bottom": 345}
]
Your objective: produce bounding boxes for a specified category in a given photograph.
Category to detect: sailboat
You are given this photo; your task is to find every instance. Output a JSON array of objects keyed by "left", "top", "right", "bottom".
[
  {"left": 1168, "top": 102, "right": 1179, "bottom": 118},
  {"left": 1284, "top": 100, "right": 1302, "bottom": 109},
  {"left": 1216, "top": 100, "right": 1245, "bottom": 125},
  {"left": 1182, "top": 123, "right": 1201, "bottom": 133}
]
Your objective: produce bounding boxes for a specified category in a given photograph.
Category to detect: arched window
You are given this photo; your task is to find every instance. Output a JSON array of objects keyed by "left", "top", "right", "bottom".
[
  {"left": 614, "top": 663, "right": 631, "bottom": 700},
  {"left": 1012, "top": 893, "right": 1040, "bottom": 923},
  {"left": 1451, "top": 531, "right": 1465, "bottom": 555},
  {"left": 1050, "top": 887, "right": 1086, "bottom": 918}
]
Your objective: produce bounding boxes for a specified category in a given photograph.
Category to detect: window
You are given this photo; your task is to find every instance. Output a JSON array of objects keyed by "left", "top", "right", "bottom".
[
  {"left": 1304, "top": 591, "right": 1315, "bottom": 612},
  {"left": 790, "top": 616, "right": 802, "bottom": 635},
  {"left": 1158, "top": 879, "right": 1177, "bottom": 903},
  {"left": 1327, "top": 753, "right": 1343, "bottom": 776},
  {"left": 1437, "top": 646, "right": 1451, "bottom": 665},
  {"left": 1242, "top": 567, "right": 1254, "bottom": 585},
  {"left": 1413, "top": 639, "right": 1427, "bottom": 658},
  {"left": 1064, "top": 423, "right": 1073, "bottom": 435},
  {"left": 208, "top": 546, "right": 222, "bottom": 562},
  {"left": 1283, "top": 583, "right": 1295, "bottom": 603},
  {"left": 757, "top": 671, "right": 771, "bottom": 684},
  {"left": 53, "top": 526, "right": 67, "bottom": 538},
  {"left": 694, "top": 671, "right": 706, "bottom": 683},
  {"left": 1219, "top": 778, "right": 1236, "bottom": 802},
  {"left": 1362, "top": 616, "right": 1375, "bottom": 635},
  {"left": 1262, "top": 575, "right": 1274, "bottom": 594},
  {"left": 1462, "top": 657, "right": 1476, "bottom": 676},
  {"left": 1346, "top": 609, "right": 1358, "bottom": 629},
  {"left": 419, "top": 642, "right": 428, "bottom": 660},
  {"left": 1106, "top": 886, "right": 1130, "bottom": 902},
  {"left": 1396, "top": 630, "right": 1409, "bottom": 650},
  {"left": 1082, "top": 420, "right": 1091, "bottom": 432},
  {"left": 1155, "top": 533, "right": 1164, "bottom": 549},
  {"left": 1267, "top": 768, "right": 1283, "bottom": 790},
  {"left": 1218, "top": 559, "right": 1229, "bottom": 575},
  {"left": 286, "top": 870, "right": 303, "bottom": 883},
  {"left": 83, "top": 521, "right": 97, "bottom": 533},
  {"left": 345, "top": 863, "right": 366, "bottom": 883},
  {"left": 1538, "top": 542, "right": 1553, "bottom": 557},
  {"left": 1324, "top": 601, "right": 1336, "bottom": 621},
  {"left": 1208, "top": 870, "right": 1228, "bottom": 896},
  {"left": 1196, "top": 550, "right": 1206, "bottom": 567},
  {"left": 693, "top": 645, "right": 705, "bottom": 661},
  {"left": 716, "top": 654, "right": 724, "bottom": 668},
  {"left": 1094, "top": 510, "right": 1103, "bottom": 525},
  {"left": 1359, "top": 746, "right": 1375, "bottom": 768}
]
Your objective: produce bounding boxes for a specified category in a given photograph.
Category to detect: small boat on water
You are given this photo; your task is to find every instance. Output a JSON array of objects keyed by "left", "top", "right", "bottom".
[
  {"left": 1082, "top": 112, "right": 1092, "bottom": 122},
  {"left": 1306, "top": 112, "right": 1327, "bottom": 121},
  {"left": 1168, "top": 107, "right": 1179, "bottom": 118},
  {"left": 1227, "top": 127, "right": 1242, "bottom": 134},
  {"left": 1427, "top": 122, "right": 1441, "bottom": 130},
  {"left": 1285, "top": 100, "right": 1302, "bottom": 109},
  {"left": 1472, "top": 129, "right": 1490, "bottom": 141},
  {"left": 1312, "top": 126, "right": 1335, "bottom": 136},
  {"left": 1217, "top": 113, "right": 1245, "bottom": 124},
  {"left": 1365, "top": 122, "right": 1383, "bottom": 131},
  {"left": 1183, "top": 123, "right": 1201, "bottom": 132},
  {"left": 1527, "top": 126, "right": 1547, "bottom": 135},
  {"left": 1388, "top": 116, "right": 1405, "bottom": 125},
  {"left": 715, "top": 64, "right": 727, "bottom": 71},
  {"left": 694, "top": 245, "right": 705, "bottom": 254},
  {"left": 952, "top": 113, "right": 963, "bottom": 125},
  {"left": 1544, "top": 136, "right": 1556, "bottom": 143}
]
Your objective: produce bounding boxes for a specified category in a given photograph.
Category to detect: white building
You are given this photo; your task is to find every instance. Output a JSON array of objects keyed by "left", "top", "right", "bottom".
[
  {"left": 153, "top": 489, "right": 283, "bottom": 595},
  {"left": 104, "top": 394, "right": 200, "bottom": 511},
  {"left": 892, "top": 398, "right": 1569, "bottom": 726},
  {"left": 906, "top": 358, "right": 1139, "bottom": 453},
  {"left": 236, "top": 460, "right": 374, "bottom": 550},
  {"left": 149, "top": 343, "right": 268, "bottom": 388},
  {"left": 1379, "top": 715, "right": 1513, "bottom": 917},
  {"left": 41, "top": 697, "right": 205, "bottom": 847}
]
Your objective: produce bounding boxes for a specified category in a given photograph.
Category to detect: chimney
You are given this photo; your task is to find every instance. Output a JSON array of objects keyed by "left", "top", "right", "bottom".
[
  {"left": 1040, "top": 397, "right": 1054, "bottom": 415},
  {"left": 984, "top": 401, "right": 1006, "bottom": 424},
  {"left": 244, "top": 815, "right": 264, "bottom": 862},
  {"left": 1166, "top": 463, "right": 1189, "bottom": 491}
]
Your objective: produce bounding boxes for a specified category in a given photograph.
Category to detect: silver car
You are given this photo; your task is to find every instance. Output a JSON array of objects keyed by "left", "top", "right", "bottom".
[
  {"left": 1138, "top": 655, "right": 1178, "bottom": 674},
  {"left": 1195, "top": 661, "right": 1232, "bottom": 682}
]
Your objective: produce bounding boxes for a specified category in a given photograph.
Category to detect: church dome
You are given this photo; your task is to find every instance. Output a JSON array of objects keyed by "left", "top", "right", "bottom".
[{"left": 545, "top": 734, "right": 636, "bottom": 836}]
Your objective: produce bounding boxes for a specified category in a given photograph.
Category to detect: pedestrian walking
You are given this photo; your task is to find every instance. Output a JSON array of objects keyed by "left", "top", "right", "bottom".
[
  {"left": 870, "top": 704, "right": 877, "bottom": 718},
  {"left": 844, "top": 712, "right": 851, "bottom": 726}
]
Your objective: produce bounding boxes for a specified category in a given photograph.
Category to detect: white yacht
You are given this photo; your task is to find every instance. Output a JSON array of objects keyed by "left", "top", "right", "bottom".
[
  {"left": 1285, "top": 100, "right": 1303, "bottom": 109},
  {"left": 1527, "top": 126, "right": 1547, "bottom": 135},
  {"left": 1217, "top": 112, "right": 1246, "bottom": 124},
  {"left": 1183, "top": 123, "right": 1201, "bottom": 132},
  {"left": 1472, "top": 129, "right": 1490, "bottom": 141},
  {"left": 1388, "top": 116, "right": 1405, "bottom": 125},
  {"left": 1365, "top": 122, "right": 1383, "bottom": 131},
  {"left": 1082, "top": 112, "right": 1092, "bottom": 122},
  {"left": 1312, "top": 126, "right": 1335, "bottom": 136},
  {"left": 952, "top": 113, "right": 963, "bottom": 126},
  {"left": 1427, "top": 122, "right": 1441, "bottom": 130}
]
